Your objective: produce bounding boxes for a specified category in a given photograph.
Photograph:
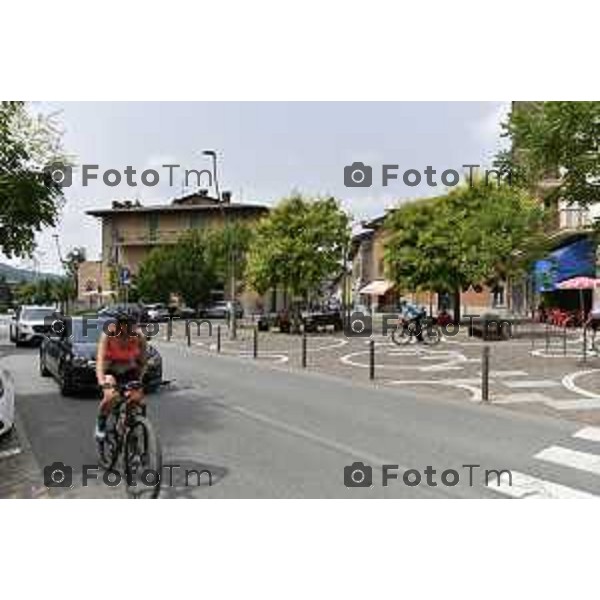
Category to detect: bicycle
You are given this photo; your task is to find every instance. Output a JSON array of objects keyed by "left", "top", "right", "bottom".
[
  {"left": 96, "top": 380, "right": 162, "bottom": 499},
  {"left": 391, "top": 316, "right": 441, "bottom": 346}
]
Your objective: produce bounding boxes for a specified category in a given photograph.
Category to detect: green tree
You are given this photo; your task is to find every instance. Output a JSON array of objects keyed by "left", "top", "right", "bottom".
[
  {"left": 137, "top": 230, "right": 218, "bottom": 308},
  {"left": 206, "top": 222, "right": 254, "bottom": 290},
  {"left": 497, "top": 101, "right": 600, "bottom": 206},
  {"left": 384, "top": 181, "right": 548, "bottom": 322},
  {"left": 0, "top": 101, "right": 66, "bottom": 257},
  {"left": 247, "top": 195, "right": 350, "bottom": 305},
  {"left": 137, "top": 246, "right": 178, "bottom": 304}
]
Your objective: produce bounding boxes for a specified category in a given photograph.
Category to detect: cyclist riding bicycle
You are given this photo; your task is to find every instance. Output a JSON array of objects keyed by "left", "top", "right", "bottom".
[
  {"left": 95, "top": 309, "right": 147, "bottom": 440},
  {"left": 398, "top": 299, "right": 427, "bottom": 342}
]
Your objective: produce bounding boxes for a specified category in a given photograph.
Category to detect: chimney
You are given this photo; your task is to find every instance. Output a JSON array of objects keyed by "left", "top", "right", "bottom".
[{"left": 221, "top": 191, "right": 232, "bottom": 204}]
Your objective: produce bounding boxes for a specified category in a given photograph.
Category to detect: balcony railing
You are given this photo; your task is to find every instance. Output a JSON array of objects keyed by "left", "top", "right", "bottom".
[{"left": 115, "top": 229, "right": 185, "bottom": 245}]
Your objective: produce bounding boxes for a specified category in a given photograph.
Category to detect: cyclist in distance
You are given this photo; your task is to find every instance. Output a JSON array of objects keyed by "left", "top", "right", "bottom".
[
  {"left": 95, "top": 309, "right": 147, "bottom": 440},
  {"left": 399, "top": 298, "right": 427, "bottom": 342}
]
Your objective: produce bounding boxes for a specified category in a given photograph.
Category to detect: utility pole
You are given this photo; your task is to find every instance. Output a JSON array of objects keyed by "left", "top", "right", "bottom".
[{"left": 203, "top": 150, "right": 237, "bottom": 340}]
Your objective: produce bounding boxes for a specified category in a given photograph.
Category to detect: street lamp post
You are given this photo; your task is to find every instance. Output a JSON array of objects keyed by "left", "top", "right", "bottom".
[{"left": 203, "top": 150, "right": 237, "bottom": 340}]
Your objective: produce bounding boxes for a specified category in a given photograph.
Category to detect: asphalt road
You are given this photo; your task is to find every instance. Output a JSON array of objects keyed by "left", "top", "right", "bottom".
[{"left": 2, "top": 323, "right": 600, "bottom": 498}]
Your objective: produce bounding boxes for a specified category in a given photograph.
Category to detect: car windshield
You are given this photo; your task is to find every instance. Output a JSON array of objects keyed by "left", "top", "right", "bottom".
[
  {"left": 21, "top": 308, "right": 55, "bottom": 321},
  {"left": 71, "top": 319, "right": 103, "bottom": 343}
]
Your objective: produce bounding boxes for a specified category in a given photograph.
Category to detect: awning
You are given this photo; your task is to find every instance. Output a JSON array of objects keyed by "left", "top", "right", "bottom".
[{"left": 358, "top": 279, "right": 393, "bottom": 296}]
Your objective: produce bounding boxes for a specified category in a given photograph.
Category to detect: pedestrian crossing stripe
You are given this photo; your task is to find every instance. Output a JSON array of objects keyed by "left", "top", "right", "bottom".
[
  {"left": 490, "top": 471, "right": 597, "bottom": 499},
  {"left": 574, "top": 427, "right": 600, "bottom": 443},
  {"left": 535, "top": 445, "right": 600, "bottom": 477},
  {"left": 492, "top": 427, "right": 600, "bottom": 499}
]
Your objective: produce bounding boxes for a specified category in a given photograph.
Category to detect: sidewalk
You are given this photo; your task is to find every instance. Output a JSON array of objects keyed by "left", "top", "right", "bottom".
[{"left": 0, "top": 415, "right": 47, "bottom": 499}]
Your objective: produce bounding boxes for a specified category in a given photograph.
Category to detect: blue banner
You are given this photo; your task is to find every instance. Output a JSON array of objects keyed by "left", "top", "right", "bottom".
[{"left": 534, "top": 238, "right": 595, "bottom": 292}]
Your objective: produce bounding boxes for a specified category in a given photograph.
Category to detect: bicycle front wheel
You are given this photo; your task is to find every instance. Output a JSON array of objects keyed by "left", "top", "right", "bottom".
[
  {"left": 422, "top": 326, "right": 442, "bottom": 346},
  {"left": 391, "top": 325, "right": 411, "bottom": 346},
  {"left": 124, "top": 417, "right": 162, "bottom": 499}
]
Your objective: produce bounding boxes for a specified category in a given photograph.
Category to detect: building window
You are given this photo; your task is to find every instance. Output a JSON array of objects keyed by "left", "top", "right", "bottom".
[
  {"left": 190, "top": 213, "right": 202, "bottom": 229},
  {"left": 148, "top": 213, "right": 159, "bottom": 241}
]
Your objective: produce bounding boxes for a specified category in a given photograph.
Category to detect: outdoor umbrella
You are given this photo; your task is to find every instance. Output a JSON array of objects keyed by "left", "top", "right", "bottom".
[{"left": 556, "top": 276, "right": 600, "bottom": 316}]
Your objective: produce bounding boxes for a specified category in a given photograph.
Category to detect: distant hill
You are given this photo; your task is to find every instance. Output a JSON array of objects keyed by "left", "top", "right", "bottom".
[{"left": 0, "top": 262, "right": 61, "bottom": 284}]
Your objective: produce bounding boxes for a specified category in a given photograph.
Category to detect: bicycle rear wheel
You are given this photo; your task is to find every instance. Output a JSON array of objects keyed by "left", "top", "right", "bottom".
[{"left": 124, "top": 417, "right": 162, "bottom": 499}]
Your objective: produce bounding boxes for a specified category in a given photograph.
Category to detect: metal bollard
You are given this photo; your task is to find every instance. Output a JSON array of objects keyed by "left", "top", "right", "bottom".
[
  {"left": 217, "top": 325, "right": 221, "bottom": 353},
  {"left": 253, "top": 326, "right": 258, "bottom": 359},
  {"left": 583, "top": 326, "right": 587, "bottom": 363},
  {"left": 302, "top": 332, "right": 307, "bottom": 368},
  {"left": 563, "top": 326, "right": 567, "bottom": 356},
  {"left": 545, "top": 323, "right": 550, "bottom": 352},
  {"left": 369, "top": 339, "right": 375, "bottom": 380},
  {"left": 186, "top": 321, "right": 191, "bottom": 347},
  {"left": 167, "top": 318, "right": 172, "bottom": 342},
  {"left": 481, "top": 346, "right": 490, "bottom": 403}
]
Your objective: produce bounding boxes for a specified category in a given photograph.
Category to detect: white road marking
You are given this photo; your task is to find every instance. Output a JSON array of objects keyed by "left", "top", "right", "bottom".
[
  {"left": 544, "top": 398, "right": 600, "bottom": 411},
  {"left": 0, "top": 447, "right": 22, "bottom": 460},
  {"left": 216, "top": 402, "right": 396, "bottom": 467},
  {"left": 494, "top": 392, "right": 553, "bottom": 404},
  {"left": 535, "top": 445, "right": 600, "bottom": 477},
  {"left": 490, "top": 470, "right": 597, "bottom": 499},
  {"left": 490, "top": 370, "right": 528, "bottom": 378},
  {"left": 504, "top": 380, "right": 560, "bottom": 389},
  {"left": 562, "top": 369, "right": 600, "bottom": 400},
  {"left": 573, "top": 427, "right": 600, "bottom": 443}
]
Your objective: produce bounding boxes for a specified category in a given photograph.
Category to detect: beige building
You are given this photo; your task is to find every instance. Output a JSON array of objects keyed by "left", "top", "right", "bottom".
[
  {"left": 86, "top": 189, "right": 269, "bottom": 309},
  {"left": 351, "top": 212, "right": 502, "bottom": 316},
  {"left": 77, "top": 260, "right": 112, "bottom": 305}
]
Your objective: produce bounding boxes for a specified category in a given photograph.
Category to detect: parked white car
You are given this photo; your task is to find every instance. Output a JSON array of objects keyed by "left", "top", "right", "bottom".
[
  {"left": 9, "top": 305, "right": 57, "bottom": 346},
  {"left": 0, "top": 366, "right": 15, "bottom": 437}
]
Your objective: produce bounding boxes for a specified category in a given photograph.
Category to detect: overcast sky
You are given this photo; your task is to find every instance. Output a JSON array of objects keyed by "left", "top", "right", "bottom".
[{"left": 6, "top": 101, "right": 510, "bottom": 274}]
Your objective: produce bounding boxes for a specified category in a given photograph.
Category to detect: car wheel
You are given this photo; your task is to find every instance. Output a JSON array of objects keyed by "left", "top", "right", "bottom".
[{"left": 59, "top": 369, "right": 73, "bottom": 396}]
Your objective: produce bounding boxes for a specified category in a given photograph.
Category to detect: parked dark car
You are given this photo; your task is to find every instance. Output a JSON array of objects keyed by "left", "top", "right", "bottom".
[
  {"left": 199, "top": 301, "right": 243, "bottom": 320},
  {"left": 98, "top": 303, "right": 149, "bottom": 322},
  {"left": 174, "top": 306, "right": 196, "bottom": 319},
  {"left": 301, "top": 309, "right": 343, "bottom": 333},
  {"left": 39, "top": 317, "right": 163, "bottom": 396},
  {"left": 144, "top": 303, "right": 171, "bottom": 322}
]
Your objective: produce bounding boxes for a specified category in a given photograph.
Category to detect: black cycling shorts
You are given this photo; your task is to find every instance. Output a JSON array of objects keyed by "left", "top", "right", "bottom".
[{"left": 106, "top": 368, "right": 141, "bottom": 388}]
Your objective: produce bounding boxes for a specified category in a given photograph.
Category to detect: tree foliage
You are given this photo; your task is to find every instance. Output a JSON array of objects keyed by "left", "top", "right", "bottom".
[
  {"left": 497, "top": 101, "right": 600, "bottom": 206},
  {"left": 0, "top": 101, "right": 66, "bottom": 257},
  {"left": 384, "top": 181, "right": 548, "bottom": 321},
  {"left": 13, "top": 276, "right": 70, "bottom": 306},
  {"left": 205, "top": 222, "right": 254, "bottom": 285},
  {"left": 246, "top": 195, "right": 350, "bottom": 302},
  {"left": 137, "top": 230, "right": 218, "bottom": 307}
]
